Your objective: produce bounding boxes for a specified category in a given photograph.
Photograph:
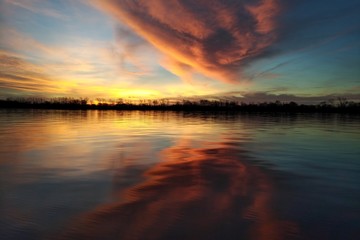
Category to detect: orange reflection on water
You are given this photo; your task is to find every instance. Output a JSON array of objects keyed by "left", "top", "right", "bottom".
[{"left": 60, "top": 137, "right": 296, "bottom": 240}]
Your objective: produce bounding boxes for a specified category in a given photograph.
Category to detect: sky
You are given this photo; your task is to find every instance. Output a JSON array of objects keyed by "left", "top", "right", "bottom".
[{"left": 0, "top": 0, "right": 359, "bottom": 102}]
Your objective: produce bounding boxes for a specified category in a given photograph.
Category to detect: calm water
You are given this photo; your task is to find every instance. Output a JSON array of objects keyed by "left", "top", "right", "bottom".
[{"left": 0, "top": 109, "right": 359, "bottom": 240}]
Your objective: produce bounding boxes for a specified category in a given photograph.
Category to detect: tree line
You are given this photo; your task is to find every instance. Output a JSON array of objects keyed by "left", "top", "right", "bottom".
[{"left": 0, "top": 97, "right": 359, "bottom": 113}]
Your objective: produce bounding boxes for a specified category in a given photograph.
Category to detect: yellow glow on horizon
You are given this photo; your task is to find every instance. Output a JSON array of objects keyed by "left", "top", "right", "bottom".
[
  {"left": 119, "top": 89, "right": 160, "bottom": 98},
  {"left": 69, "top": 85, "right": 162, "bottom": 100}
]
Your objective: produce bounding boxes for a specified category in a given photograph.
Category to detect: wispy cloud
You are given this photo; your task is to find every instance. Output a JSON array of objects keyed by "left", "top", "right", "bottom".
[
  {"left": 1, "top": 27, "right": 115, "bottom": 81},
  {"left": 111, "top": 25, "right": 160, "bottom": 76},
  {"left": 93, "top": 0, "right": 281, "bottom": 84},
  {"left": 4, "top": 0, "right": 67, "bottom": 20},
  {"left": 0, "top": 51, "right": 156, "bottom": 98},
  {"left": 0, "top": 25, "right": 174, "bottom": 98},
  {"left": 0, "top": 52, "right": 73, "bottom": 94}
]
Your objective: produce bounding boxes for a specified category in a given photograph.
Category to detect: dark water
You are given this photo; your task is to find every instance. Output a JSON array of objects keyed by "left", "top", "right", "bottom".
[{"left": 0, "top": 110, "right": 359, "bottom": 240}]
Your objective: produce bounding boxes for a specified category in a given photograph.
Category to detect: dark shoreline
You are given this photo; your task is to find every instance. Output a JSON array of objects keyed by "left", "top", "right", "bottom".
[
  {"left": 1, "top": 98, "right": 359, "bottom": 113},
  {"left": 1, "top": 105, "right": 359, "bottom": 114}
]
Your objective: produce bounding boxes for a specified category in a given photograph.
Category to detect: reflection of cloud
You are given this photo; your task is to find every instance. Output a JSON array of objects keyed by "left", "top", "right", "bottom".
[
  {"left": 94, "top": 0, "right": 281, "bottom": 83},
  {"left": 60, "top": 138, "right": 295, "bottom": 240}
]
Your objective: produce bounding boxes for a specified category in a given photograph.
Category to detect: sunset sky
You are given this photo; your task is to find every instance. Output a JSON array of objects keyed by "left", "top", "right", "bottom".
[{"left": 0, "top": 0, "right": 359, "bottom": 102}]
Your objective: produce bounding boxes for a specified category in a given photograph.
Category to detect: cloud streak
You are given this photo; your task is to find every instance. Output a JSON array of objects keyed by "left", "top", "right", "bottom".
[
  {"left": 0, "top": 52, "right": 69, "bottom": 94},
  {"left": 4, "top": 0, "right": 67, "bottom": 20},
  {"left": 95, "top": 0, "right": 280, "bottom": 83}
]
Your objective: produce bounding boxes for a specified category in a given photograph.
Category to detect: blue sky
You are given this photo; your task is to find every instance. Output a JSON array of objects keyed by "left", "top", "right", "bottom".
[{"left": 0, "top": 0, "right": 359, "bottom": 102}]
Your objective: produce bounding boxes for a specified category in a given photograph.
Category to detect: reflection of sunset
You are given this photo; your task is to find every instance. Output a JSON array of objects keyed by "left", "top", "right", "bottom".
[
  {"left": 0, "top": 111, "right": 221, "bottom": 184},
  {"left": 2, "top": 111, "right": 359, "bottom": 240},
  {"left": 60, "top": 137, "right": 295, "bottom": 240}
]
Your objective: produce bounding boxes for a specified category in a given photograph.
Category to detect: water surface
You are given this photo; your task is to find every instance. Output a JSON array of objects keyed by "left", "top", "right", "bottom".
[{"left": 0, "top": 110, "right": 359, "bottom": 240}]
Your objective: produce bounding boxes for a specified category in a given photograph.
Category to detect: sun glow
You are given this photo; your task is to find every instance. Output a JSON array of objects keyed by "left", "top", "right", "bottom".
[{"left": 119, "top": 89, "right": 160, "bottom": 99}]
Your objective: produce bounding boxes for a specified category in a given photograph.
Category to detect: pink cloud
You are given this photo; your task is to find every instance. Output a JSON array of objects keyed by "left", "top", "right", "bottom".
[{"left": 93, "top": 0, "right": 281, "bottom": 83}]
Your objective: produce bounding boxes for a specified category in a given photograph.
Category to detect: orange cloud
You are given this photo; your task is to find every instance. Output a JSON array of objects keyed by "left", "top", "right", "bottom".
[{"left": 94, "top": 0, "right": 281, "bottom": 83}]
